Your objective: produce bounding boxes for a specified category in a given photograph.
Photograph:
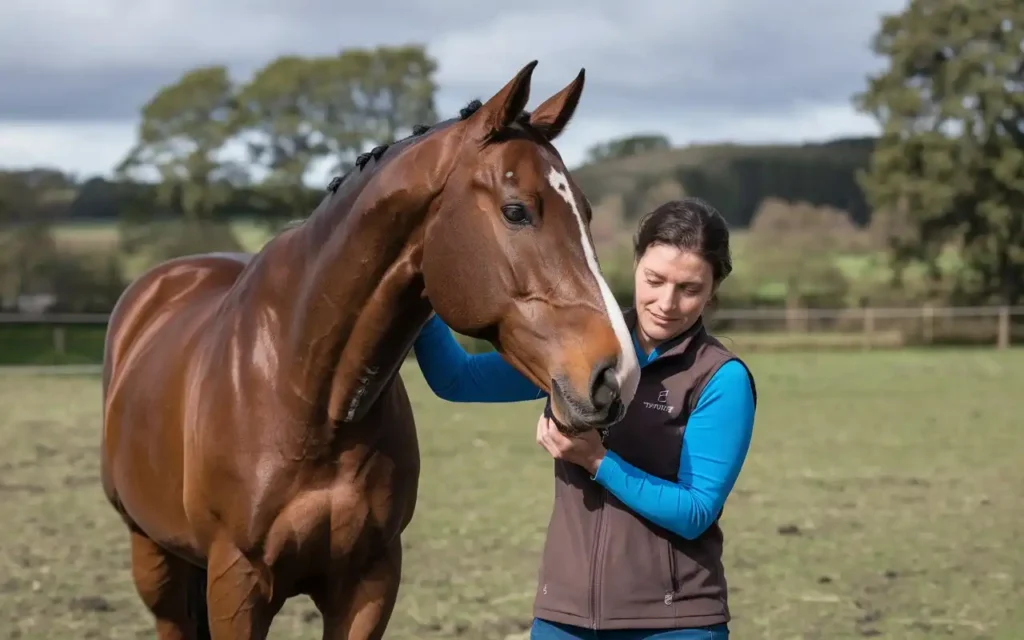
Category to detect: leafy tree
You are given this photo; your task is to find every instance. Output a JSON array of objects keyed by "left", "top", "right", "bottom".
[
  {"left": 855, "top": 0, "right": 1024, "bottom": 305},
  {"left": 117, "top": 65, "right": 240, "bottom": 221},
  {"left": 115, "top": 65, "right": 245, "bottom": 259},
  {"left": 585, "top": 134, "right": 671, "bottom": 164},
  {"left": 744, "top": 198, "right": 856, "bottom": 308},
  {"left": 321, "top": 45, "right": 439, "bottom": 171},
  {"left": 233, "top": 55, "right": 333, "bottom": 220},
  {"left": 342, "top": 45, "right": 439, "bottom": 145},
  {"left": 0, "top": 172, "right": 61, "bottom": 306},
  {"left": 231, "top": 45, "right": 438, "bottom": 219},
  {"left": 0, "top": 172, "right": 33, "bottom": 225}
]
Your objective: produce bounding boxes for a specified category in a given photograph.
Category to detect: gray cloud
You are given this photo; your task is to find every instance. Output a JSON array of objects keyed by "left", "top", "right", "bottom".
[
  {"left": 0, "top": 66, "right": 186, "bottom": 120},
  {"left": 0, "top": 0, "right": 907, "bottom": 127}
]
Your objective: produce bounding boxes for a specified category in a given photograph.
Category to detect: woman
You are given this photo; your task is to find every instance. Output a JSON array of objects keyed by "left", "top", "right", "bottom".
[{"left": 413, "top": 197, "right": 757, "bottom": 639}]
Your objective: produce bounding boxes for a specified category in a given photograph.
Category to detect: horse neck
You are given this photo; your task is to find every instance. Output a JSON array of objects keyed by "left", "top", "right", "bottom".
[{"left": 276, "top": 153, "right": 440, "bottom": 427}]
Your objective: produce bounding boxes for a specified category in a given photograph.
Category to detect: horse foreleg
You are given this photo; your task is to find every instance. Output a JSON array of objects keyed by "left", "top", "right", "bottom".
[
  {"left": 314, "top": 539, "right": 403, "bottom": 640},
  {"left": 204, "top": 539, "right": 280, "bottom": 640},
  {"left": 130, "top": 529, "right": 208, "bottom": 640}
]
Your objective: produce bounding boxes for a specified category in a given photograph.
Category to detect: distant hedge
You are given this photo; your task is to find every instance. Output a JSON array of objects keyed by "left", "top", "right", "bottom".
[
  {"left": 0, "top": 325, "right": 107, "bottom": 365},
  {"left": 0, "top": 324, "right": 495, "bottom": 366}
]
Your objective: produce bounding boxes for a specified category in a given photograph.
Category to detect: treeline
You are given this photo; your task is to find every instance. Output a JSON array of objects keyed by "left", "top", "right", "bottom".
[
  {"left": 1, "top": 135, "right": 878, "bottom": 231},
  {"left": 3, "top": 0, "right": 1022, "bottom": 317},
  {"left": 17, "top": 173, "right": 298, "bottom": 224},
  {"left": 572, "top": 136, "right": 876, "bottom": 230}
]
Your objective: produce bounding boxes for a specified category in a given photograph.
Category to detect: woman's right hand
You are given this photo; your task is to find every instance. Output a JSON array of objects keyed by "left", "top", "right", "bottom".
[{"left": 535, "top": 414, "right": 606, "bottom": 476}]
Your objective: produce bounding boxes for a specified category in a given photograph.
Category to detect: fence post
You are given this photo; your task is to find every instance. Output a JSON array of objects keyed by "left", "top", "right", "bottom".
[
  {"left": 997, "top": 306, "right": 1010, "bottom": 349},
  {"left": 52, "top": 326, "right": 66, "bottom": 356},
  {"left": 922, "top": 304, "right": 934, "bottom": 344},
  {"left": 862, "top": 307, "right": 875, "bottom": 350}
]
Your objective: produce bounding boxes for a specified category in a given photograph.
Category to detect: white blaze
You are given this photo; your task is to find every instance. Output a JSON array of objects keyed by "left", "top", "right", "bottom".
[{"left": 546, "top": 167, "right": 641, "bottom": 409}]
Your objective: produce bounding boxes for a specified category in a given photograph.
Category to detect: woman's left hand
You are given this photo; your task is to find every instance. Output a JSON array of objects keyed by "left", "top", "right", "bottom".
[{"left": 536, "top": 414, "right": 606, "bottom": 476}]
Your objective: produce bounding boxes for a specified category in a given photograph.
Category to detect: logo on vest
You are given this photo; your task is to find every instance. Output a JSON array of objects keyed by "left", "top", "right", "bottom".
[{"left": 643, "top": 389, "right": 674, "bottom": 413}]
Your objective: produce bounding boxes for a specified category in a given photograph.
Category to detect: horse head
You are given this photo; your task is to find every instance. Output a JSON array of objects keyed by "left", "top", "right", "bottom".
[{"left": 415, "top": 61, "right": 641, "bottom": 432}]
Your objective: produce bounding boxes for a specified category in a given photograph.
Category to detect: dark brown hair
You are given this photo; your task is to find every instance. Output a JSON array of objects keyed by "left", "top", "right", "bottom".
[{"left": 633, "top": 197, "right": 733, "bottom": 284}]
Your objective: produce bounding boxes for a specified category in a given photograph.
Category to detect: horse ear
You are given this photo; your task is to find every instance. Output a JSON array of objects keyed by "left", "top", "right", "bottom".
[
  {"left": 471, "top": 60, "right": 538, "bottom": 136},
  {"left": 528, "top": 68, "right": 585, "bottom": 141}
]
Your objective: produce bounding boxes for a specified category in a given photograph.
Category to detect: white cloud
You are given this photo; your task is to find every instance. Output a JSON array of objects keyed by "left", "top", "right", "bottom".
[
  {"left": 0, "top": 103, "right": 881, "bottom": 183},
  {"left": 0, "top": 120, "right": 136, "bottom": 180}
]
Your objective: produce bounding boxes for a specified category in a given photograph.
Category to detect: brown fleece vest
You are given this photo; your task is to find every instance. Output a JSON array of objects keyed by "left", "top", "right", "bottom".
[{"left": 531, "top": 312, "right": 756, "bottom": 630}]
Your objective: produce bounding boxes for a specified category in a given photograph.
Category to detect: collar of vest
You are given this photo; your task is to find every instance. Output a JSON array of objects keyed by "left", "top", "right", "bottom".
[{"left": 622, "top": 307, "right": 708, "bottom": 362}]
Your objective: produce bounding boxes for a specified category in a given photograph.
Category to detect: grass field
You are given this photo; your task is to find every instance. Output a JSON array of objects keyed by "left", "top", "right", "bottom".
[
  {"left": 41, "top": 218, "right": 884, "bottom": 285},
  {"left": 2, "top": 349, "right": 1023, "bottom": 639},
  {"left": 49, "top": 219, "right": 275, "bottom": 256}
]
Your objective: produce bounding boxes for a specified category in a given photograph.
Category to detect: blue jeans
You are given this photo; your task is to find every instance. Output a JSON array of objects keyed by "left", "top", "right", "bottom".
[{"left": 530, "top": 618, "right": 729, "bottom": 639}]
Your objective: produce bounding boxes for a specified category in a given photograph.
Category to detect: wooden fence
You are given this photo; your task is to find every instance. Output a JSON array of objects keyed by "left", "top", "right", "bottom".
[
  {"left": 704, "top": 304, "right": 1022, "bottom": 350},
  {"left": 0, "top": 306, "right": 1021, "bottom": 366}
]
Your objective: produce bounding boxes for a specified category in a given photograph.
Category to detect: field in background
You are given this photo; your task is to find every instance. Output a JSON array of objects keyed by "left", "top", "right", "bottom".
[
  {"left": 46, "top": 219, "right": 276, "bottom": 282},
  {"left": 37, "top": 216, "right": 925, "bottom": 333},
  {"left": 2, "top": 350, "right": 1023, "bottom": 639},
  {"left": 45, "top": 218, "right": 816, "bottom": 281},
  {"left": 51, "top": 219, "right": 274, "bottom": 256}
]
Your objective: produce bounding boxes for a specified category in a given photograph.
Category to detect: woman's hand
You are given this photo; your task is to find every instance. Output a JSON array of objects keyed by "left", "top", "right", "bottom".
[{"left": 535, "top": 414, "right": 606, "bottom": 476}]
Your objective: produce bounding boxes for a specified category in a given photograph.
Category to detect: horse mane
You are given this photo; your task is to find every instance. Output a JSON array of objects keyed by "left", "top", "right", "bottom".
[
  {"left": 324, "top": 99, "right": 537, "bottom": 195},
  {"left": 277, "top": 99, "right": 534, "bottom": 234}
]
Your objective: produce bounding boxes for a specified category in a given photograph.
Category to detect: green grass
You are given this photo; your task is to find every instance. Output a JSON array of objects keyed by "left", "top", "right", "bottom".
[
  {"left": 2, "top": 351, "right": 1023, "bottom": 639},
  {"left": 49, "top": 219, "right": 274, "bottom": 254},
  {"left": 31, "top": 219, "right": 277, "bottom": 281},
  {"left": 0, "top": 326, "right": 108, "bottom": 366}
]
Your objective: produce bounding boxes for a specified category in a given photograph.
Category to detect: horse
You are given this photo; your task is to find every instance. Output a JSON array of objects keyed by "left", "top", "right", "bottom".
[{"left": 99, "top": 60, "right": 642, "bottom": 640}]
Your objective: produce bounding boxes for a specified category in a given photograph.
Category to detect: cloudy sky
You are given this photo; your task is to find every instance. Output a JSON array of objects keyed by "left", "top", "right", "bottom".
[{"left": 0, "top": 0, "right": 907, "bottom": 184}]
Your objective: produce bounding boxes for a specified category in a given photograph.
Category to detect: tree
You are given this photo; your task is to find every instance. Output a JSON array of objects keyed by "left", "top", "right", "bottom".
[
  {"left": 117, "top": 65, "right": 240, "bottom": 221},
  {"left": 344, "top": 45, "right": 438, "bottom": 145},
  {"left": 114, "top": 44, "right": 439, "bottom": 259},
  {"left": 744, "top": 198, "right": 856, "bottom": 308},
  {"left": 0, "top": 172, "right": 62, "bottom": 306},
  {"left": 322, "top": 45, "right": 438, "bottom": 171},
  {"left": 855, "top": 0, "right": 1024, "bottom": 305},
  {"left": 230, "top": 45, "right": 439, "bottom": 219},
  {"left": 233, "top": 55, "right": 334, "bottom": 220},
  {"left": 585, "top": 134, "right": 671, "bottom": 164},
  {"left": 115, "top": 65, "right": 245, "bottom": 260}
]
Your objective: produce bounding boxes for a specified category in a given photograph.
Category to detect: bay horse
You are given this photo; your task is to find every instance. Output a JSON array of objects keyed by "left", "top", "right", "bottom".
[{"left": 99, "top": 60, "right": 641, "bottom": 640}]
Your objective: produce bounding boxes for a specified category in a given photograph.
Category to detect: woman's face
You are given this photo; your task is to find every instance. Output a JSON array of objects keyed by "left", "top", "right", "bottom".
[{"left": 633, "top": 243, "right": 715, "bottom": 349}]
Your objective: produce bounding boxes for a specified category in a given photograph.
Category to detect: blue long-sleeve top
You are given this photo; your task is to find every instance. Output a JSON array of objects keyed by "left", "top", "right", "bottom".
[{"left": 412, "top": 313, "right": 756, "bottom": 540}]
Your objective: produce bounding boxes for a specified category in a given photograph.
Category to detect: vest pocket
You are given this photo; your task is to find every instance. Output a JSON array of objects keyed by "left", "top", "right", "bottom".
[
  {"left": 599, "top": 500, "right": 681, "bottom": 621},
  {"left": 665, "top": 538, "right": 678, "bottom": 599}
]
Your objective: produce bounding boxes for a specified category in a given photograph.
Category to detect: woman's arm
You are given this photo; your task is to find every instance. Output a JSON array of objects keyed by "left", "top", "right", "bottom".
[
  {"left": 591, "top": 359, "right": 756, "bottom": 540},
  {"left": 412, "top": 314, "right": 546, "bottom": 403}
]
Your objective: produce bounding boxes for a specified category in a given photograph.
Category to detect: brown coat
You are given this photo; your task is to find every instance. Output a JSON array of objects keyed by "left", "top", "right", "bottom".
[{"left": 532, "top": 312, "right": 756, "bottom": 630}]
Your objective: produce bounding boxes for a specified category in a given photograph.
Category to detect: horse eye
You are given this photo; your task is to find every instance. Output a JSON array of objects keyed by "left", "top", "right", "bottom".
[{"left": 501, "top": 203, "right": 530, "bottom": 225}]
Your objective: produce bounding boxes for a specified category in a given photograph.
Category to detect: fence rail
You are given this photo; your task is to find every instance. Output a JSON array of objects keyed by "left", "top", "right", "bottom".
[
  {"left": 0, "top": 306, "right": 1022, "bottom": 366},
  {"left": 706, "top": 304, "right": 1022, "bottom": 350}
]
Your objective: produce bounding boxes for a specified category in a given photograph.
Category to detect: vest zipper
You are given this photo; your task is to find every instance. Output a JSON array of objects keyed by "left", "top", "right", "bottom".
[
  {"left": 588, "top": 487, "right": 607, "bottom": 628},
  {"left": 666, "top": 538, "right": 678, "bottom": 600}
]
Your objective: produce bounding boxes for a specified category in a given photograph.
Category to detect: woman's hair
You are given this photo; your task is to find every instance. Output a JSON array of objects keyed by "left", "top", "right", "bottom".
[{"left": 632, "top": 197, "right": 733, "bottom": 284}]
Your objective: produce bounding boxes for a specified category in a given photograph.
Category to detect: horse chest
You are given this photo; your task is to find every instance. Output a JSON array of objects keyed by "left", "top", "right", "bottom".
[
  {"left": 261, "top": 476, "right": 405, "bottom": 570},
  {"left": 191, "top": 387, "right": 420, "bottom": 571}
]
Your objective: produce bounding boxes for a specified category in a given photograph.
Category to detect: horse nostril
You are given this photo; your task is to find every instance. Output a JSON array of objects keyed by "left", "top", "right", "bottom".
[{"left": 590, "top": 361, "right": 620, "bottom": 412}]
